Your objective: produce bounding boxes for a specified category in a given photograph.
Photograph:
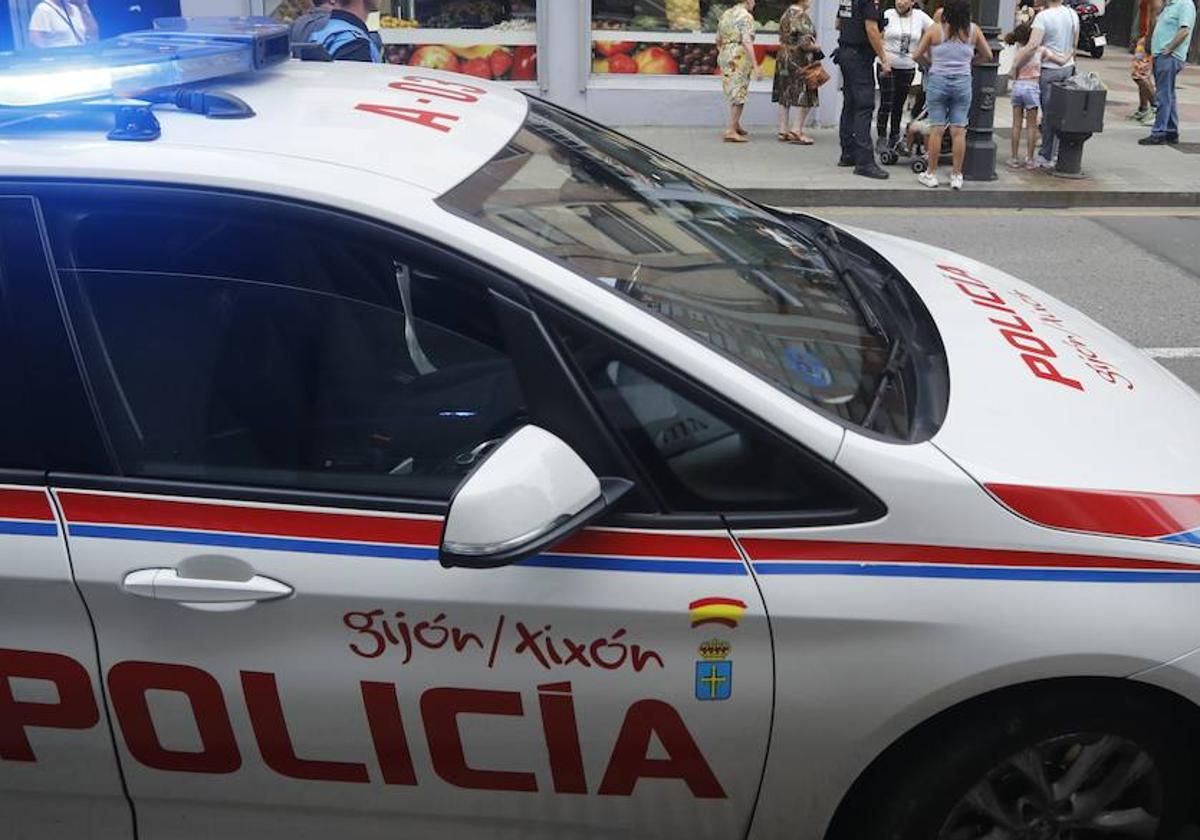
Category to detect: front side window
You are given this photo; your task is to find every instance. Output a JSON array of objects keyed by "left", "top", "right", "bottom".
[
  {"left": 440, "top": 99, "right": 910, "bottom": 437},
  {"left": 42, "top": 191, "right": 527, "bottom": 499},
  {"left": 549, "top": 309, "right": 871, "bottom": 517}
]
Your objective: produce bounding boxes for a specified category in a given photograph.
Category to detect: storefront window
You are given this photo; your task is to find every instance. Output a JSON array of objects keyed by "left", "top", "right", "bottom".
[
  {"left": 591, "top": 1, "right": 783, "bottom": 77},
  {"left": 273, "top": 0, "right": 538, "bottom": 83}
]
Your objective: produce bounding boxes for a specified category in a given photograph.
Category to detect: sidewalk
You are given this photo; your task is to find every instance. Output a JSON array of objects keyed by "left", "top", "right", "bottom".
[{"left": 619, "top": 53, "right": 1200, "bottom": 207}]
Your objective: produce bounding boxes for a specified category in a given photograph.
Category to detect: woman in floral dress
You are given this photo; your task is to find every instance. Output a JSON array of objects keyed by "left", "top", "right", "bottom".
[
  {"left": 773, "top": 0, "right": 821, "bottom": 144},
  {"left": 717, "top": 0, "right": 763, "bottom": 142}
]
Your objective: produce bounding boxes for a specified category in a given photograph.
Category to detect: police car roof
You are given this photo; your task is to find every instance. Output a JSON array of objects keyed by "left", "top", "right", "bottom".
[{"left": 0, "top": 60, "right": 529, "bottom": 198}]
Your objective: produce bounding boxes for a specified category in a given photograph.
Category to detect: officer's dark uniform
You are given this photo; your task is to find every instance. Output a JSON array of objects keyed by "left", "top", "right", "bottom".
[
  {"left": 309, "top": 9, "right": 382, "bottom": 63},
  {"left": 837, "top": 0, "right": 886, "bottom": 175}
]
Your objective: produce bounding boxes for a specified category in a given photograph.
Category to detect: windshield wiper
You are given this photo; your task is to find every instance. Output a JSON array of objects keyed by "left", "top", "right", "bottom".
[
  {"left": 861, "top": 334, "right": 908, "bottom": 430},
  {"left": 814, "top": 224, "right": 888, "bottom": 341}
]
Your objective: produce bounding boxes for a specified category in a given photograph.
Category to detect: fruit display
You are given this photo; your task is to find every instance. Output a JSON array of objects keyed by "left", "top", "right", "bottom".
[
  {"left": 591, "top": 38, "right": 777, "bottom": 76},
  {"left": 665, "top": 0, "right": 701, "bottom": 30},
  {"left": 381, "top": 42, "right": 536, "bottom": 82},
  {"left": 380, "top": 16, "right": 421, "bottom": 28}
]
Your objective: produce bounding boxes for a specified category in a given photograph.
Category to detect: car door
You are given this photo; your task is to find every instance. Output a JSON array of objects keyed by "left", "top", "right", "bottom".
[
  {"left": 0, "top": 195, "right": 132, "bottom": 839},
  {"left": 37, "top": 183, "right": 772, "bottom": 840}
]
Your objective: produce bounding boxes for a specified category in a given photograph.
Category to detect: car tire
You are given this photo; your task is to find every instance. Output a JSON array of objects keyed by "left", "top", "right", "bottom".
[
  {"left": 827, "top": 683, "right": 1196, "bottom": 840},
  {"left": 1091, "top": 45, "right": 1106, "bottom": 58}
]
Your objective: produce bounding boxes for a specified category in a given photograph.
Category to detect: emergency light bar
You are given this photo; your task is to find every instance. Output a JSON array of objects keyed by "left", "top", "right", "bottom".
[{"left": 0, "top": 17, "right": 288, "bottom": 109}]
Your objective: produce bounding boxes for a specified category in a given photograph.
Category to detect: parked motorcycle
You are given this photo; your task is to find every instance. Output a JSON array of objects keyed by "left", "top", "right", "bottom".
[{"left": 1069, "top": 0, "right": 1107, "bottom": 58}]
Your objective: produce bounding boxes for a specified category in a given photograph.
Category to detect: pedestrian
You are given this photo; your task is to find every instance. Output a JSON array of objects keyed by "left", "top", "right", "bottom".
[
  {"left": 291, "top": 0, "right": 332, "bottom": 45},
  {"left": 28, "top": 0, "right": 98, "bottom": 48},
  {"left": 876, "top": 0, "right": 934, "bottom": 154},
  {"left": 309, "top": 0, "right": 381, "bottom": 63},
  {"left": 1138, "top": 0, "right": 1194, "bottom": 145},
  {"left": 1003, "top": 23, "right": 1070, "bottom": 168},
  {"left": 836, "top": 0, "right": 892, "bottom": 178},
  {"left": 773, "top": 0, "right": 822, "bottom": 144},
  {"left": 1129, "top": 32, "right": 1157, "bottom": 123},
  {"left": 718, "top": 0, "right": 764, "bottom": 143},
  {"left": 912, "top": 0, "right": 992, "bottom": 189},
  {"left": 1013, "top": 0, "right": 1078, "bottom": 170}
]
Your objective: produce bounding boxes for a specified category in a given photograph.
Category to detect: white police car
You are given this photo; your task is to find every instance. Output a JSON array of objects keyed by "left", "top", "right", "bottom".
[{"left": 3, "top": 18, "right": 1200, "bottom": 840}]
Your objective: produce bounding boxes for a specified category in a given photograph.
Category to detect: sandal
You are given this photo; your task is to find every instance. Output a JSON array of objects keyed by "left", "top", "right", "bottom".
[
  {"left": 724, "top": 132, "right": 749, "bottom": 143},
  {"left": 735, "top": 125, "right": 749, "bottom": 136},
  {"left": 777, "top": 131, "right": 793, "bottom": 141},
  {"left": 793, "top": 134, "right": 815, "bottom": 145}
]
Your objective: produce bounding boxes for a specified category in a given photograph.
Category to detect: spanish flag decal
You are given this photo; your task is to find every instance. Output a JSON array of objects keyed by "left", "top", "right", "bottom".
[{"left": 689, "top": 597, "right": 748, "bottom": 629}]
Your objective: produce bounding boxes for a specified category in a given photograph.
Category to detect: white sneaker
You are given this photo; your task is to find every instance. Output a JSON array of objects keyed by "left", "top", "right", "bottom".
[
  {"left": 917, "top": 172, "right": 939, "bottom": 188},
  {"left": 1031, "top": 155, "right": 1054, "bottom": 171},
  {"left": 950, "top": 172, "right": 964, "bottom": 190}
]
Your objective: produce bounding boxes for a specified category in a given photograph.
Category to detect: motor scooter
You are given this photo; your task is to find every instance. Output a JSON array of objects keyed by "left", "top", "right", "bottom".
[{"left": 1069, "top": 0, "right": 1107, "bottom": 58}]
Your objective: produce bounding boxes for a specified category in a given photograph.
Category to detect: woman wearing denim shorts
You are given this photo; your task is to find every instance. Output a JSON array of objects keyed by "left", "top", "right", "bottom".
[{"left": 912, "top": 0, "right": 992, "bottom": 189}]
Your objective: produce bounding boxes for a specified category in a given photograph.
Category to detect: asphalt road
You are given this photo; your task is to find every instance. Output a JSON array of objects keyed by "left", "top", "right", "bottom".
[{"left": 814, "top": 207, "right": 1200, "bottom": 395}]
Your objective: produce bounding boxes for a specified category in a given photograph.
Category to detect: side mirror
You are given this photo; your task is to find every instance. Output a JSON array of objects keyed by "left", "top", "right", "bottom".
[{"left": 439, "top": 425, "right": 633, "bottom": 569}]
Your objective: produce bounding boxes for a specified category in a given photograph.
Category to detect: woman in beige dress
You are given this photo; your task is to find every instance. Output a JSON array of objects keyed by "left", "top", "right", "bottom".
[{"left": 717, "top": 0, "right": 764, "bottom": 142}]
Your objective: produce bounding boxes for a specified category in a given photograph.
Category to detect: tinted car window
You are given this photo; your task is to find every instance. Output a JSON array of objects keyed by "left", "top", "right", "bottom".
[
  {"left": 42, "top": 192, "right": 527, "bottom": 499},
  {"left": 0, "top": 200, "right": 47, "bottom": 471}
]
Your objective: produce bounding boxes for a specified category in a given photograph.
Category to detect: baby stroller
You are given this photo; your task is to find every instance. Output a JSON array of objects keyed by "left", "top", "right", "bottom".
[{"left": 879, "top": 106, "right": 951, "bottom": 173}]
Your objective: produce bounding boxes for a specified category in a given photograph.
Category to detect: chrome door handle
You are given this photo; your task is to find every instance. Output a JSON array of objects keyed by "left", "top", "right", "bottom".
[{"left": 122, "top": 568, "right": 293, "bottom": 604}]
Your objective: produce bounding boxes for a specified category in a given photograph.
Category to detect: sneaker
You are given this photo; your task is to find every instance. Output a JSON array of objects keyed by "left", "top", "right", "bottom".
[
  {"left": 917, "top": 171, "right": 939, "bottom": 188},
  {"left": 1005, "top": 156, "right": 1025, "bottom": 169},
  {"left": 1166, "top": 134, "right": 1180, "bottom": 145},
  {"left": 1139, "top": 135, "right": 1167, "bottom": 145},
  {"left": 1129, "top": 107, "right": 1149, "bottom": 121},
  {"left": 1031, "top": 155, "right": 1055, "bottom": 171},
  {"left": 1138, "top": 108, "right": 1157, "bottom": 124},
  {"left": 950, "top": 172, "right": 964, "bottom": 190},
  {"left": 854, "top": 163, "right": 890, "bottom": 180}
]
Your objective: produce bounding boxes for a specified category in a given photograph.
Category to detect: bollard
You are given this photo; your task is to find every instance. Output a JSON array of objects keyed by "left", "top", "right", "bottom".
[{"left": 1044, "top": 82, "right": 1107, "bottom": 179}]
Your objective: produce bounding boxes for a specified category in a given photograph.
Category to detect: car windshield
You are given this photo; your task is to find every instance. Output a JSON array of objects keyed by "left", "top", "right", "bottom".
[{"left": 439, "top": 98, "right": 901, "bottom": 433}]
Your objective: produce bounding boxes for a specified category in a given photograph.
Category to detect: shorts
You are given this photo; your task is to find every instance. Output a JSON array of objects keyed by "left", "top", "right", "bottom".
[
  {"left": 1011, "top": 79, "right": 1041, "bottom": 110},
  {"left": 1131, "top": 55, "right": 1152, "bottom": 82},
  {"left": 925, "top": 73, "right": 973, "bottom": 126}
]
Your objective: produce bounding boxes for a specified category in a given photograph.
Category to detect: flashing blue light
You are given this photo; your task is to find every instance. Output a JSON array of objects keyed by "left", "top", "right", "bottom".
[{"left": 0, "top": 17, "right": 288, "bottom": 109}]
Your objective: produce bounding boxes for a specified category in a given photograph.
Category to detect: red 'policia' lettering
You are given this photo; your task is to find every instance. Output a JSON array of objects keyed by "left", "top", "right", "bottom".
[
  {"left": 108, "top": 661, "right": 240, "bottom": 773},
  {"left": 0, "top": 648, "right": 98, "bottom": 762},
  {"left": 0, "top": 650, "right": 725, "bottom": 799}
]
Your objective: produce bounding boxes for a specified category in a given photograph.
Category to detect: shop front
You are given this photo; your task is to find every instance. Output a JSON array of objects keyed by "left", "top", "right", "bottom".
[{"left": 262, "top": 0, "right": 845, "bottom": 127}]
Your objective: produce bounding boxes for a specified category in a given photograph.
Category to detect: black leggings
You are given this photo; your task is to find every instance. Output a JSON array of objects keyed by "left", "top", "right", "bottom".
[{"left": 876, "top": 65, "right": 917, "bottom": 142}]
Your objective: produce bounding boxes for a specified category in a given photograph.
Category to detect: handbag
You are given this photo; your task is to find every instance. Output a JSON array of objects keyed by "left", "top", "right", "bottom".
[{"left": 803, "top": 60, "right": 831, "bottom": 89}]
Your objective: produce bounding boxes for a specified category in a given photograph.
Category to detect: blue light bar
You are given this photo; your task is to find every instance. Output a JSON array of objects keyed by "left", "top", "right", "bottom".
[{"left": 0, "top": 18, "right": 288, "bottom": 109}]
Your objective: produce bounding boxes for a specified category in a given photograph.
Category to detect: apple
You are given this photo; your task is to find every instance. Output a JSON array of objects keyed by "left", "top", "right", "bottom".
[
  {"left": 608, "top": 52, "right": 638, "bottom": 73},
  {"left": 633, "top": 46, "right": 679, "bottom": 75},
  {"left": 512, "top": 46, "right": 537, "bottom": 80},
  {"left": 461, "top": 57, "right": 492, "bottom": 79},
  {"left": 592, "top": 57, "right": 611, "bottom": 73},
  {"left": 488, "top": 47, "right": 513, "bottom": 78},
  {"left": 595, "top": 40, "right": 637, "bottom": 57},
  {"left": 409, "top": 45, "right": 460, "bottom": 73}
]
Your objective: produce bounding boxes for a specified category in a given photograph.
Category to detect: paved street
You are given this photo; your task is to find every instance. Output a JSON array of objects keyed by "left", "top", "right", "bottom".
[{"left": 814, "top": 207, "right": 1200, "bottom": 392}]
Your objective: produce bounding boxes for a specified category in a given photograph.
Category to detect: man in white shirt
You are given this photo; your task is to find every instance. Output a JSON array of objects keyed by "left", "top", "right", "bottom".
[
  {"left": 1014, "top": 0, "right": 1079, "bottom": 167},
  {"left": 28, "top": 0, "right": 99, "bottom": 49}
]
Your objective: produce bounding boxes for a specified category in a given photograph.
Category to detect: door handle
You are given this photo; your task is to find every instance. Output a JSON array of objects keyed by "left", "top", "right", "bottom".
[{"left": 122, "top": 568, "right": 293, "bottom": 604}]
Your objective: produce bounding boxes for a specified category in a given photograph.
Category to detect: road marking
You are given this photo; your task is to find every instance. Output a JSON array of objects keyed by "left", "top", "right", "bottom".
[{"left": 1142, "top": 347, "right": 1200, "bottom": 359}]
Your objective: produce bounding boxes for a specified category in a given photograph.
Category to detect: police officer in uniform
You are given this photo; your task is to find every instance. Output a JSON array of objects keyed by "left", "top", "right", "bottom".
[
  {"left": 309, "top": 0, "right": 382, "bottom": 63},
  {"left": 836, "top": 0, "right": 892, "bottom": 178}
]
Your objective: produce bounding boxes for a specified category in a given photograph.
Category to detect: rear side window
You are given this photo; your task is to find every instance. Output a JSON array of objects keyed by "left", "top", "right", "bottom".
[{"left": 41, "top": 190, "right": 528, "bottom": 500}]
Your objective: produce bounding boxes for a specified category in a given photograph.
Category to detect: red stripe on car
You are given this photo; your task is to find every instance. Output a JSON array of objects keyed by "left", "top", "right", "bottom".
[{"left": 986, "top": 484, "right": 1200, "bottom": 539}]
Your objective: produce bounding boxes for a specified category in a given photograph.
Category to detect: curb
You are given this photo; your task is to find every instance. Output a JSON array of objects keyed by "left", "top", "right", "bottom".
[{"left": 738, "top": 188, "right": 1200, "bottom": 209}]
